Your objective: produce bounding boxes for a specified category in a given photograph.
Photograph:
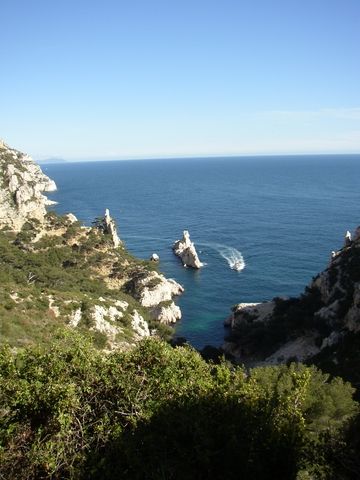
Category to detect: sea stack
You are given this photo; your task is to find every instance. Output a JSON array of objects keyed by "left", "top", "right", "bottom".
[{"left": 173, "top": 230, "right": 203, "bottom": 269}]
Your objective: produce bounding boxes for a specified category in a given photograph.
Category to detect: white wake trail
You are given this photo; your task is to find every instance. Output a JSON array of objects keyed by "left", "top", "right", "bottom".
[
  {"left": 217, "top": 245, "right": 246, "bottom": 271},
  {"left": 198, "top": 242, "right": 246, "bottom": 272}
]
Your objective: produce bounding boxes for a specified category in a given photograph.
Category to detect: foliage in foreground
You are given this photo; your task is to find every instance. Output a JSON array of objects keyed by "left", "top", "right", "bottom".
[{"left": 0, "top": 332, "right": 359, "bottom": 480}]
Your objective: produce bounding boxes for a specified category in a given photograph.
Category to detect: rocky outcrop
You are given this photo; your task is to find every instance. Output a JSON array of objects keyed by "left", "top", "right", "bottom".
[
  {"left": 173, "top": 230, "right": 203, "bottom": 269},
  {"left": 128, "top": 270, "right": 184, "bottom": 307},
  {"left": 0, "top": 141, "right": 57, "bottom": 230},
  {"left": 131, "top": 310, "right": 150, "bottom": 337},
  {"left": 150, "top": 301, "right": 182, "bottom": 324},
  {"left": 344, "top": 230, "right": 352, "bottom": 247},
  {"left": 66, "top": 213, "right": 78, "bottom": 224},
  {"left": 224, "top": 225, "right": 360, "bottom": 368},
  {"left": 68, "top": 299, "right": 150, "bottom": 350},
  {"left": 124, "top": 270, "right": 184, "bottom": 323},
  {"left": 102, "top": 209, "right": 121, "bottom": 247},
  {"left": 224, "top": 302, "right": 275, "bottom": 328}
]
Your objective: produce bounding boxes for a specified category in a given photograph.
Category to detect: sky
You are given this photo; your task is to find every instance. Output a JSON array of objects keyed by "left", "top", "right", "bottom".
[{"left": 1, "top": 0, "right": 359, "bottom": 160}]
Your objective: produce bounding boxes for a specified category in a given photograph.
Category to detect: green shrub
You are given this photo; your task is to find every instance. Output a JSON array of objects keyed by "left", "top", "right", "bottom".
[{"left": 0, "top": 333, "right": 357, "bottom": 480}]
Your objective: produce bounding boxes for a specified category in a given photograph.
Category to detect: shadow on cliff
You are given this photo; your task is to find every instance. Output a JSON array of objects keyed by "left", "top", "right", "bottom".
[{"left": 82, "top": 395, "right": 304, "bottom": 480}]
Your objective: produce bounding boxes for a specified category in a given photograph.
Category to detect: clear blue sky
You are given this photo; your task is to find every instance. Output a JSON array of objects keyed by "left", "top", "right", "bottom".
[{"left": 1, "top": 0, "right": 359, "bottom": 159}]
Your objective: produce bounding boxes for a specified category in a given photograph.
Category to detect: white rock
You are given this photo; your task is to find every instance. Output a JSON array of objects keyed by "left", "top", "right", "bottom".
[
  {"left": 48, "top": 295, "right": 60, "bottom": 317},
  {"left": 90, "top": 305, "right": 122, "bottom": 337},
  {"left": 9, "top": 292, "right": 20, "bottom": 303},
  {"left": 173, "top": 230, "right": 203, "bottom": 269},
  {"left": 114, "top": 299, "right": 129, "bottom": 310},
  {"left": 136, "top": 271, "right": 184, "bottom": 308},
  {"left": 68, "top": 308, "right": 82, "bottom": 327},
  {"left": 103, "top": 208, "right": 121, "bottom": 248},
  {"left": 66, "top": 213, "right": 78, "bottom": 223},
  {"left": 150, "top": 253, "right": 160, "bottom": 261},
  {"left": 228, "top": 302, "right": 275, "bottom": 329},
  {"left": 0, "top": 141, "right": 57, "bottom": 230},
  {"left": 131, "top": 310, "right": 150, "bottom": 337},
  {"left": 43, "top": 179, "right": 57, "bottom": 192},
  {"left": 344, "top": 230, "right": 352, "bottom": 246},
  {"left": 151, "top": 301, "right": 182, "bottom": 324}
]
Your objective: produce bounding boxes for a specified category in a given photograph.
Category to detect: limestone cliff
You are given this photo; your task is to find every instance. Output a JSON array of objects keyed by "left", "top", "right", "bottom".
[
  {"left": 0, "top": 140, "right": 56, "bottom": 230},
  {"left": 223, "top": 228, "right": 360, "bottom": 387}
]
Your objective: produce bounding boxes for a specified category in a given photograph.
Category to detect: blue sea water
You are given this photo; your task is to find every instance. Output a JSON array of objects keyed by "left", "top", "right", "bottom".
[{"left": 44, "top": 155, "right": 360, "bottom": 349}]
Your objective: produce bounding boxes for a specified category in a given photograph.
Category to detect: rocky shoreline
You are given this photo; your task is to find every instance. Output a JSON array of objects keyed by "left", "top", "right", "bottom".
[
  {"left": 0, "top": 140, "right": 185, "bottom": 351},
  {"left": 222, "top": 228, "right": 360, "bottom": 381}
]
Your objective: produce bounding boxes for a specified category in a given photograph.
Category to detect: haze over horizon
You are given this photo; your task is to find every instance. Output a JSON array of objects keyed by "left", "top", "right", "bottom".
[{"left": 1, "top": 0, "right": 359, "bottom": 160}]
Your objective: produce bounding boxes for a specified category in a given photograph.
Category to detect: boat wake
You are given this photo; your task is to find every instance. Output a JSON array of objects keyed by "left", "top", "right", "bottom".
[
  {"left": 124, "top": 236, "right": 245, "bottom": 272},
  {"left": 198, "top": 242, "right": 246, "bottom": 272},
  {"left": 217, "top": 245, "right": 246, "bottom": 271}
]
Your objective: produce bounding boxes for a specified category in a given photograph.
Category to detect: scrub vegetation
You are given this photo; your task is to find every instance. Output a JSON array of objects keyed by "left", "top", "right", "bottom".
[
  {"left": 0, "top": 213, "right": 163, "bottom": 349},
  {"left": 0, "top": 333, "right": 358, "bottom": 480}
]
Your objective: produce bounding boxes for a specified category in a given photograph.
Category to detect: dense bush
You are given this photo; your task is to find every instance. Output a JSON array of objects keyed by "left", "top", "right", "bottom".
[{"left": 0, "top": 332, "right": 358, "bottom": 479}]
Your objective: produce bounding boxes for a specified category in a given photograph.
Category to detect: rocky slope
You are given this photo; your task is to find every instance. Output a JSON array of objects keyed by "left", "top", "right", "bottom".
[
  {"left": 224, "top": 228, "right": 360, "bottom": 388},
  {"left": 0, "top": 140, "right": 184, "bottom": 351}
]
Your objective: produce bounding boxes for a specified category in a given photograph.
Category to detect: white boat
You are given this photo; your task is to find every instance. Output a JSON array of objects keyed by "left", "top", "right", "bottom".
[{"left": 231, "top": 260, "right": 244, "bottom": 271}]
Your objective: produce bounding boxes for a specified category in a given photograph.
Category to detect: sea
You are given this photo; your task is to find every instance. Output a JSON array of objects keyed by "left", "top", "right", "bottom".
[{"left": 44, "top": 154, "right": 360, "bottom": 349}]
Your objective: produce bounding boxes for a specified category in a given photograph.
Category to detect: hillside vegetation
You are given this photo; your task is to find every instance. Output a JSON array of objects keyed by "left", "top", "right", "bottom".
[
  {"left": 0, "top": 333, "right": 359, "bottom": 480},
  {"left": 0, "top": 212, "right": 171, "bottom": 349}
]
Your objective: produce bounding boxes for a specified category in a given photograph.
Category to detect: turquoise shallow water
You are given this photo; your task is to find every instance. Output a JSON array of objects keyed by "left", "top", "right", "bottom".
[{"left": 44, "top": 155, "right": 360, "bottom": 349}]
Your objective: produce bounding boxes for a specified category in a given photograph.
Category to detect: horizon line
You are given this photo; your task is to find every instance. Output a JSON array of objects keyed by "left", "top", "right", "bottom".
[{"left": 37, "top": 151, "right": 360, "bottom": 164}]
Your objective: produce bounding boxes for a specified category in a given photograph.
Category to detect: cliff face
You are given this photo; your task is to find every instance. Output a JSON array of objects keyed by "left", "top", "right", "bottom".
[
  {"left": 0, "top": 140, "right": 183, "bottom": 351},
  {"left": 0, "top": 140, "right": 56, "bottom": 230},
  {"left": 224, "top": 229, "right": 360, "bottom": 386}
]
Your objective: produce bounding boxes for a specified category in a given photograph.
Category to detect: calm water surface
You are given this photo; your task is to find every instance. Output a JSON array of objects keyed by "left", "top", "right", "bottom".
[{"left": 44, "top": 155, "right": 360, "bottom": 348}]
